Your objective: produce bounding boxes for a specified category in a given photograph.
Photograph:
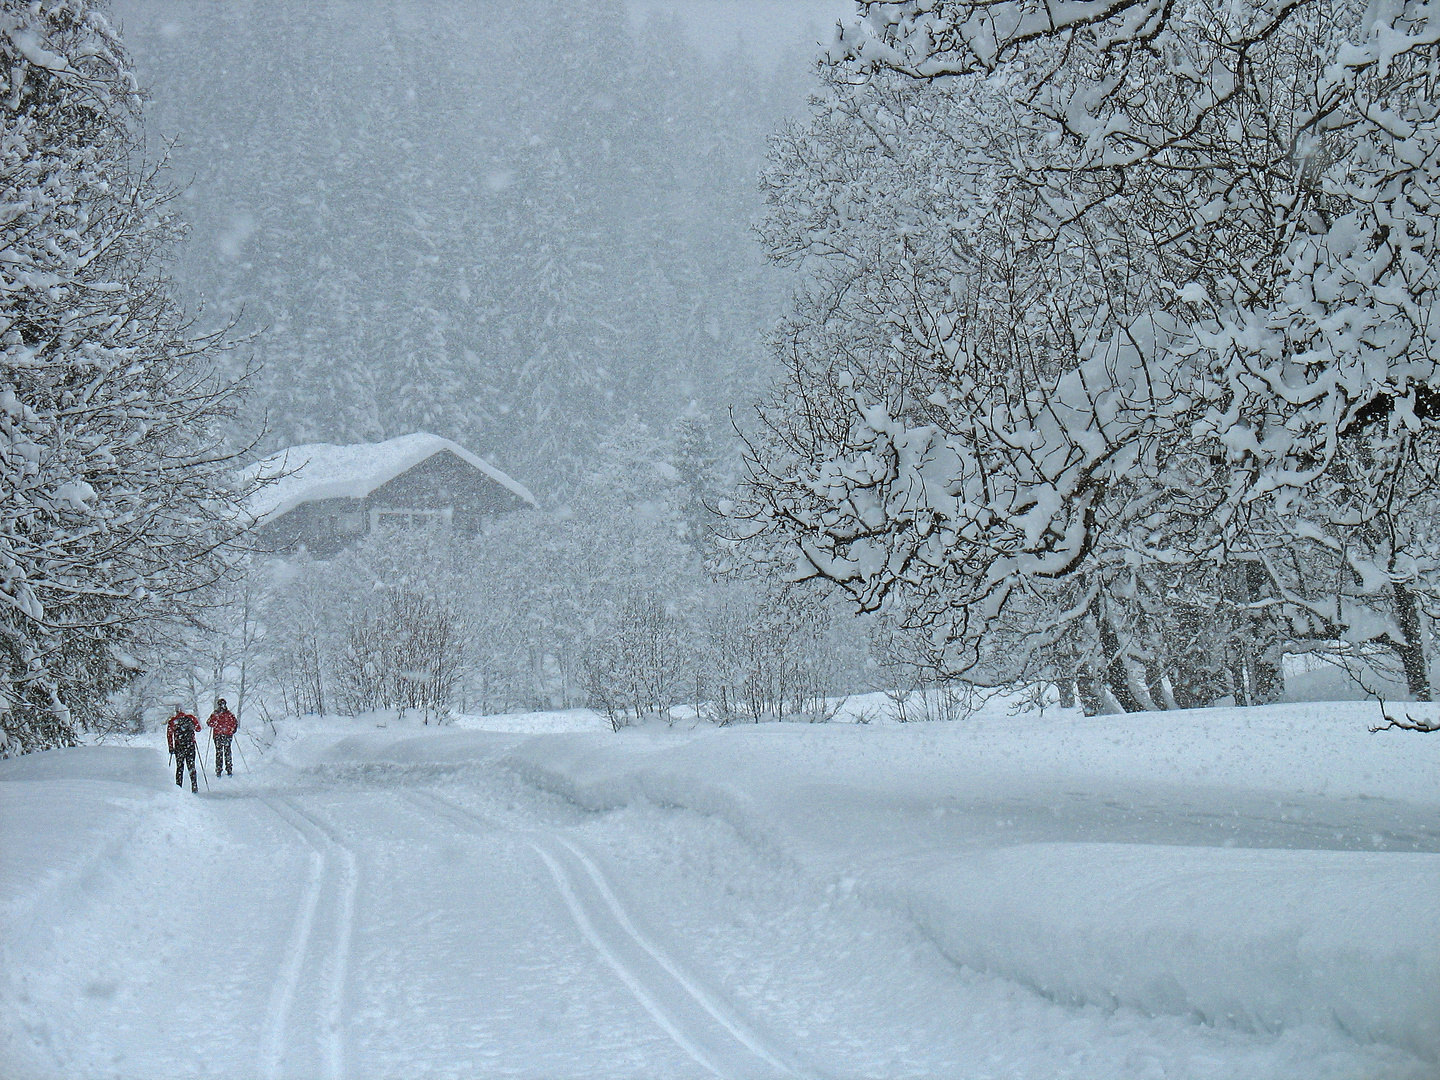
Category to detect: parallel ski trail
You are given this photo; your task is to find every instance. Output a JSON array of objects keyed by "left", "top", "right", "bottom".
[
  {"left": 283, "top": 798, "right": 358, "bottom": 1080},
  {"left": 553, "top": 833, "right": 800, "bottom": 1076},
  {"left": 528, "top": 838, "right": 729, "bottom": 1077},
  {"left": 259, "top": 797, "right": 325, "bottom": 1080},
  {"left": 262, "top": 796, "right": 358, "bottom": 1080},
  {"left": 405, "top": 790, "right": 811, "bottom": 1080}
]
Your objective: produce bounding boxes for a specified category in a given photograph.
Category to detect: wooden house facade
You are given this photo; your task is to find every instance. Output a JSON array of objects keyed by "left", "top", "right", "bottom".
[{"left": 248, "top": 433, "right": 536, "bottom": 556}]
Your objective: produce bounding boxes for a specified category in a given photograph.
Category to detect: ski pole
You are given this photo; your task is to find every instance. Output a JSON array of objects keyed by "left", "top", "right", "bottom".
[{"left": 234, "top": 736, "right": 250, "bottom": 774}]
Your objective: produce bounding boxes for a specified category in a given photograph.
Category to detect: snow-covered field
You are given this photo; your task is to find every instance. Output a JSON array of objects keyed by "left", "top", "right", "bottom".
[{"left": 2, "top": 698, "right": 1437, "bottom": 1079}]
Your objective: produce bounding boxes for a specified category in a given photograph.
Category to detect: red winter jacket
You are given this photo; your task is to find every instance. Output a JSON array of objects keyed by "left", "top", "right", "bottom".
[
  {"left": 167, "top": 713, "right": 200, "bottom": 752},
  {"left": 207, "top": 709, "right": 238, "bottom": 737}
]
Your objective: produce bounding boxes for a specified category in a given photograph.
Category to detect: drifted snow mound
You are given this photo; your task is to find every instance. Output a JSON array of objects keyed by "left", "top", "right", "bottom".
[
  {"left": 490, "top": 726, "right": 1440, "bottom": 1063},
  {"left": 888, "top": 842, "right": 1439, "bottom": 1062},
  {"left": 0, "top": 745, "right": 170, "bottom": 789}
]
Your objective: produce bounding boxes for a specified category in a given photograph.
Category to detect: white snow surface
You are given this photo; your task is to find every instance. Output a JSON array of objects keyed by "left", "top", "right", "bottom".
[
  {"left": 2, "top": 699, "right": 1437, "bottom": 1079},
  {"left": 245, "top": 432, "right": 537, "bottom": 524}
]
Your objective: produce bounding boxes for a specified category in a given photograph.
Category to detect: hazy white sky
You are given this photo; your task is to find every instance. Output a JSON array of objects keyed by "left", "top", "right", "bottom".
[{"left": 628, "top": 0, "right": 853, "bottom": 67}]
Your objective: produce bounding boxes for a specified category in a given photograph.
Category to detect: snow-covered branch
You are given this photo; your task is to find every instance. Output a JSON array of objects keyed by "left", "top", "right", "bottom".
[
  {"left": 1, "top": 3, "right": 256, "bottom": 753},
  {"left": 742, "top": 0, "right": 1440, "bottom": 704}
]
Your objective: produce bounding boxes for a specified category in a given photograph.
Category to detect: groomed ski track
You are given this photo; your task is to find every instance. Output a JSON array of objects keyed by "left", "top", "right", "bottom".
[
  {"left": 220, "top": 780, "right": 801, "bottom": 1079},
  {"left": 260, "top": 796, "right": 358, "bottom": 1080},
  {"left": 403, "top": 790, "right": 809, "bottom": 1080}
]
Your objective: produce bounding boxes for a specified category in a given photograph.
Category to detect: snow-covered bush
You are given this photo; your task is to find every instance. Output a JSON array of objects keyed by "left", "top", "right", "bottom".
[
  {"left": 584, "top": 591, "right": 690, "bottom": 730},
  {"left": 263, "top": 556, "right": 331, "bottom": 717},
  {"left": 256, "top": 532, "right": 467, "bottom": 720},
  {"left": 336, "top": 588, "right": 463, "bottom": 722},
  {"left": 458, "top": 422, "right": 708, "bottom": 712},
  {"left": 682, "top": 582, "right": 866, "bottom": 725}
]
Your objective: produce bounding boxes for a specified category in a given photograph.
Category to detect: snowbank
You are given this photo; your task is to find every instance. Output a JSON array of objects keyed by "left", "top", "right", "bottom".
[
  {"left": 894, "top": 843, "right": 1439, "bottom": 1061},
  {"left": 0, "top": 746, "right": 197, "bottom": 961},
  {"left": 452, "top": 708, "right": 611, "bottom": 734},
  {"left": 0, "top": 745, "right": 171, "bottom": 789},
  {"left": 497, "top": 699, "right": 1440, "bottom": 808},
  {"left": 467, "top": 705, "right": 1440, "bottom": 1061}
]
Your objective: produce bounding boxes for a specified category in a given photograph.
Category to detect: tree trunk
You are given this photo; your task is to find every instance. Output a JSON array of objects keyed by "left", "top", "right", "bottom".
[
  {"left": 1056, "top": 674, "right": 1076, "bottom": 709},
  {"left": 1076, "top": 669, "right": 1104, "bottom": 715},
  {"left": 1392, "top": 581, "right": 1432, "bottom": 701},
  {"left": 1099, "top": 618, "right": 1144, "bottom": 712},
  {"left": 1230, "top": 658, "right": 1251, "bottom": 707},
  {"left": 1244, "top": 562, "right": 1283, "bottom": 703},
  {"left": 1144, "top": 661, "right": 1172, "bottom": 710}
]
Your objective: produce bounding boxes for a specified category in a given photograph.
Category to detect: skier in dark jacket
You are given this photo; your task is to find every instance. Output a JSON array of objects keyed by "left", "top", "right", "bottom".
[
  {"left": 207, "top": 699, "right": 238, "bottom": 777},
  {"left": 167, "top": 706, "right": 201, "bottom": 792}
]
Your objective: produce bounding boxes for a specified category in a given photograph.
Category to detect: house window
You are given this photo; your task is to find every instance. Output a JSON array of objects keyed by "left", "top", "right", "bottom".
[
  {"left": 369, "top": 508, "right": 453, "bottom": 532},
  {"left": 338, "top": 512, "right": 366, "bottom": 534}
]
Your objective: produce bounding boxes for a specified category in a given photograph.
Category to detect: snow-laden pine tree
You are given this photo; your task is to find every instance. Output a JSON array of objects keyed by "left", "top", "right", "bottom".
[
  {"left": 0, "top": 1, "right": 252, "bottom": 753},
  {"left": 742, "top": 0, "right": 1440, "bottom": 705}
]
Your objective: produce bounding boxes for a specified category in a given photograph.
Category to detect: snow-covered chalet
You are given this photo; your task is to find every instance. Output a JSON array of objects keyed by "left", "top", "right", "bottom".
[{"left": 247, "top": 432, "right": 536, "bottom": 556}]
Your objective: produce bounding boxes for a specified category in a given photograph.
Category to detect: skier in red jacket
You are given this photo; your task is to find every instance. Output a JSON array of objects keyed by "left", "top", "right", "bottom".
[
  {"left": 167, "top": 706, "right": 201, "bottom": 792},
  {"left": 207, "top": 699, "right": 239, "bottom": 777}
]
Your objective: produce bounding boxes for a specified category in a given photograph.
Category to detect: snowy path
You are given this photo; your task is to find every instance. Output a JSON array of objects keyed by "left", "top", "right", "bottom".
[
  {"left": 259, "top": 796, "right": 358, "bottom": 1080},
  {"left": 246, "top": 786, "right": 714, "bottom": 1080},
  {"left": 407, "top": 790, "right": 807, "bottom": 1080},
  {"left": 2, "top": 707, "right": 1438, "bottom": 1079}
]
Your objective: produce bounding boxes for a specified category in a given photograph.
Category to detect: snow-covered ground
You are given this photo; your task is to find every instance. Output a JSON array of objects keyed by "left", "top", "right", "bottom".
[{"left": 2, "top": 698, "right": 1437, "bottom": 1079}]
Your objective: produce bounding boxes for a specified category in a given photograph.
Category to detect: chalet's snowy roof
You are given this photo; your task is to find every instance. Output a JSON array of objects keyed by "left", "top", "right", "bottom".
[{"left": 246, "top": 433, "right": 537, "bottom": 524}]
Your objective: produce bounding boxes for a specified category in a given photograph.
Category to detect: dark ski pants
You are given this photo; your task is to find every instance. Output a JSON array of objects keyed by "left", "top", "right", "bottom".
[
  {"left": 214, "top": 734, "right": 233, "bottom": 776},
  {"left": 175, "top": 749, "right": 197, "bottom": 792}
]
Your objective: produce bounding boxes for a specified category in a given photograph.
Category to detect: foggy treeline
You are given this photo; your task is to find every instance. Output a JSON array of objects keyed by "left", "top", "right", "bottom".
[
  {"left": 99, "top": 0, "right": 884, "bottom": 731},
  {"left": 118, "top": 0, "right": 816, "bottom": 485}
]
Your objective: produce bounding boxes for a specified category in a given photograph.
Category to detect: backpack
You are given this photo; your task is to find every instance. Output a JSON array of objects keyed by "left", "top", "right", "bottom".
[{"left": 172, "top": 716, "right": 195, "bottom": 750}]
